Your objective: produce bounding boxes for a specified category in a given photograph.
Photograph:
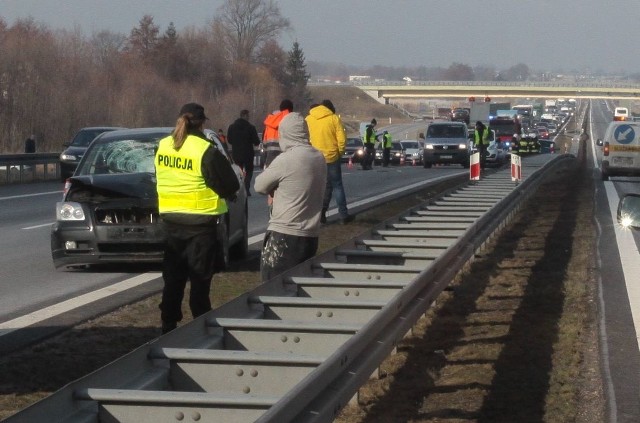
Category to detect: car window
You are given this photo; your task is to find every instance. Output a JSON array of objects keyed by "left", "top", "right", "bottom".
[
  {"left": 401, "top": 141, "right": 419, "bottom": 149},
  {"left": 78, "top": 138, "right": 159, "bottom": 175},
  {"left": 70, "top": 129, "right": 114, "bottom": 147},
  {"left": 427, "top": 124, "right": 465, "bottom": 138},
  {"left": 346, "top": 138, "right": 363, "bottom": 147}
]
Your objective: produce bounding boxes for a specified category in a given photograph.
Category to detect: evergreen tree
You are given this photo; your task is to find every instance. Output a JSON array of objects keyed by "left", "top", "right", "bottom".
[{"left": 285, "top": 41, "right": 311, "bottom": 109}]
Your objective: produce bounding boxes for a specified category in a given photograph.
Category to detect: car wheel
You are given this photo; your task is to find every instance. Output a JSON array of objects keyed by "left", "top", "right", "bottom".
[
  {"left": 216, "top": 217, "right": 230, "bottom": 270},
  {"left": 423, "top": 161, "right": 432, "bottom": 168},
  {"left": 601, "top": 171, "right": 609, "bottom": 181},
  {"left": 230, "top": 204, "right": 248, "bottom": 259}
]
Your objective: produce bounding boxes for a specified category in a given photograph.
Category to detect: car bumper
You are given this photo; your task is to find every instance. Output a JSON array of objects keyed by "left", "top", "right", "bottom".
[
  {"left": 59, "top": 162, "right": 79, "bottom": 179},
  {"left": 423, "top": 150, "right": 469, "bottom": 165},
  {"left": 601, "top": 160, "right": 640, "bottom": 178},
  {"left": 51, "top": 221, "right": 165, "bottom": 268}
]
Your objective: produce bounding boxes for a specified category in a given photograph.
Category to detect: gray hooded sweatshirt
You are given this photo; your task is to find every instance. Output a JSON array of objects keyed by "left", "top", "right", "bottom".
[{"left": 254, "top": 112, "right": 327, "bottom": 237}]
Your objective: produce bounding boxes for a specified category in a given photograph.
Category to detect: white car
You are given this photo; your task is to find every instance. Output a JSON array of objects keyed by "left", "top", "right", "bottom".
[
  {"left": 485, "top": 141, "right": 507, "bottom": 165},
  {"left": 400, "top": 140, "right": 423, "bottom": 165}
]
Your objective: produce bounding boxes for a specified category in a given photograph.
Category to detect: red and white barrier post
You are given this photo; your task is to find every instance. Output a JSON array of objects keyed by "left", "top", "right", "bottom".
[
  {"left": 470, "top": 151, "right": 480, "bottom": 181},
  {"left": 511, "top": 153, "right": 522, "bottom": 183}
]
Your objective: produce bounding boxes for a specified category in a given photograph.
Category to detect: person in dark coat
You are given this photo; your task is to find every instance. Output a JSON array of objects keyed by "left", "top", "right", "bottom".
[
  {"left": 227, "top": 109, "right": 261, "bottom": 195},
  {"left": 24, "top": 135, "right": 36, "bottom": 153}
]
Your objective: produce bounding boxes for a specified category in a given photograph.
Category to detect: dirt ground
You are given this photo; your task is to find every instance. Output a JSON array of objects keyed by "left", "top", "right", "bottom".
[
  {"left": 0, "top": 160, "right": 605, "bottom": 422},
  {"left": 336, "top": 161, "right": 604, "bottom": 421}
]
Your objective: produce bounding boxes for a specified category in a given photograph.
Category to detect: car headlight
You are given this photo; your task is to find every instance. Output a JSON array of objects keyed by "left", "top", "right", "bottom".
[
  {"left": 56, "top": 202, "right": 85, "bottom": 221},
  {"left": 459, "top": 143, "right": 468, "bottom": 149},
  {"left": 425, "top": 144, "right": 434, "bottom": 150},
  {"left": 356, "top": 149, "right": 364, "bottom": 156},
  {"left": 60, "top": 153, "right": 77, "bottom": 161}
]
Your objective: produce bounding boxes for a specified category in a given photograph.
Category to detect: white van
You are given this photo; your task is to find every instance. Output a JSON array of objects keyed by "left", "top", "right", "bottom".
[
  {"left": 614, "top": 107, "right": 629, "bottom": 121},
  {"left": 598, "top": 121, "right": 640, "bottom": 180}
]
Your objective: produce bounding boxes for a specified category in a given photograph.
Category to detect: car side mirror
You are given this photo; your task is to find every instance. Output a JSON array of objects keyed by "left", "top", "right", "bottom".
[
  {"left": 617, "top": 193, "right": 640, "bottom": 229},
  {"left": 596, "top": 139, "right": 603, "bottom": 146}
]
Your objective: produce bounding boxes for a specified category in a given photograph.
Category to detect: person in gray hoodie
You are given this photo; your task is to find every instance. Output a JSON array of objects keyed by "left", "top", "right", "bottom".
[{"left": 254, "top": 112, "right": 327, "bottom": 282}]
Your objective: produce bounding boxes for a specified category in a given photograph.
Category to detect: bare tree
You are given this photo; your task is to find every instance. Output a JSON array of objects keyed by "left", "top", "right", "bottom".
[{"left": 213, "top": 0, "right": 290, "bottom": 63}]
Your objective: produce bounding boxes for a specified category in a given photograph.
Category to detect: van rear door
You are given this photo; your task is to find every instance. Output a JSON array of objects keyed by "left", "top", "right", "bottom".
[{"left": 601, "top": 122, "right": 640, "bottom": 180}]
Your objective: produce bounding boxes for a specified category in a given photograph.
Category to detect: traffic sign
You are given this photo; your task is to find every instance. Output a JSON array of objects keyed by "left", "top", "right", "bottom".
[{"left": 614, "top": 124, "right": 635, "bottom": 145}]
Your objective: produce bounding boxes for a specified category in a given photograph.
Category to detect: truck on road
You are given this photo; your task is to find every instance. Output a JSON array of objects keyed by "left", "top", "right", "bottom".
[{"left": 469, "top": 102, "right": 512, "bottom": 126}]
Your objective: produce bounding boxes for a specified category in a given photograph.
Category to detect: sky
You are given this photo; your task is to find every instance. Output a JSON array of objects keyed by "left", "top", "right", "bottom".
[{"left": 1, "top": 0, "right": 640, "bottom": 74}]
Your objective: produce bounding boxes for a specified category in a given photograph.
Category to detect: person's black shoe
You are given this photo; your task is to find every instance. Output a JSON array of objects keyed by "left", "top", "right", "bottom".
[
  {"left": 339, "top": 215, "right": 355, "bottom": 225},
  {"left": 162, "top": 323, "right": 177, "bottom": 334}
]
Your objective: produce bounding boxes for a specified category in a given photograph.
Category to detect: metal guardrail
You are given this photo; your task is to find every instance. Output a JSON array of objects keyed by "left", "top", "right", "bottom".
[
  {"left": 4, "top": 152, "right": 576, "bottom": 423},
  {"left": 351, "top": 80, "right": 640, "bottom": 89},
  {"left": 0, "top": 153, "right": 60, "bottom": 184}
]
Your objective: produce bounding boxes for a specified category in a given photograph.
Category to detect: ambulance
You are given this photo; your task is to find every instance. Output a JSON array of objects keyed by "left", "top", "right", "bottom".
[{"left": 598, "top": 120, "right": 640, "bottom": 180}]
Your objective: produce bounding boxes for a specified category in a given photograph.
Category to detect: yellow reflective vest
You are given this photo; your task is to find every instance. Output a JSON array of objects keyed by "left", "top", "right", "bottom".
[
  {"left": 474, "top": 127, "right": 490, "bottom": 146},
  {"left": 363, "top": 125, "right": 377, "bottom": 146},
  {"left": 383, "top": 133, "right": 392, "bottom": 148},
  {"left": 155, "top": 134, "right": 227, "bottom": 215}
]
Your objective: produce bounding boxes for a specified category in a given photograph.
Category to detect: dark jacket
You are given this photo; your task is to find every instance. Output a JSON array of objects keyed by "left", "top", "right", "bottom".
[{"left": 227, "top": 118, "right": 260, "bottom": 163}]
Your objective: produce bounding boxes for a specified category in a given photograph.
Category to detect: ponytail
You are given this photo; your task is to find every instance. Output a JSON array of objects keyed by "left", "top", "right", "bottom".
[
  {"left": 172, "top": 116, "right": 190, "bottom": 150},
  {"left": 172, "top": 115, "right": 204, "bottom": 150}
]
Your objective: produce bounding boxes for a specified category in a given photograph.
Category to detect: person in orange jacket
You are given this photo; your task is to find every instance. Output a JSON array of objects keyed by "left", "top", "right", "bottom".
[{"left": 262, "top": 99, "right": 293, "bottom": 208}]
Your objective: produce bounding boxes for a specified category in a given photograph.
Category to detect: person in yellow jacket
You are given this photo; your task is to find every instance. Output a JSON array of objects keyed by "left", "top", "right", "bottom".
[
  {"left": 155, "top": 102, "right": 239, "bottom": 334},
  {"left": 305, "top": 99, "right": 354, "bottom": 225}
]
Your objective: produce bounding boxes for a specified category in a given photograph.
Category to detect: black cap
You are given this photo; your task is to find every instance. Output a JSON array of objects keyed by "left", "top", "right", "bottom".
[
  {"left": 179, "top": 103, "right": 208, "bottom": 121},
  {"left": 371, "top": 118, "right": 377, "bottom": 125},
  {"left": 279, "top": 99, "right": 294, "bottom": 112}
]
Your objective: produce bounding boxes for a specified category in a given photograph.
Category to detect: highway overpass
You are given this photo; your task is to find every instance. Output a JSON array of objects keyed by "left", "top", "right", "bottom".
[{"left": 350, "top": 80, "right": 640, "bottom": 101}]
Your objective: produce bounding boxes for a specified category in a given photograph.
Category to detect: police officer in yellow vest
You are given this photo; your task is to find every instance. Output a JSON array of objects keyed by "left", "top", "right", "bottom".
[
  {"left": 155, "top": 103, "right": 239, "bottom": 334},
  {"left": 362, "top": 118, "right": 377, "bottom": 170},
  {"left": 381, "top": 130, "right": 393, "bottom": 167},
  {"left": 474, "top": 121, "right": 490, "bottom": 170}
]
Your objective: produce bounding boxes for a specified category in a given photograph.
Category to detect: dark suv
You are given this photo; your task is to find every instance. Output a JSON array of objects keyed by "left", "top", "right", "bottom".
[
  {"left": 59, "top": 127, "right": 125, "bottom": 180},
  {"left": 449, "top": 108, "right": 470, "bottom": 125}
]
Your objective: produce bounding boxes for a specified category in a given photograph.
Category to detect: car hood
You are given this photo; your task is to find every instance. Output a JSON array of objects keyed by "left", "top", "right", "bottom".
[
  {"left": 67, "top": 173, "right": 158, "bottom": 202},
  {"left": 425, "top": 137, "right": 467, "bottom": 144},
  {"left": 404, "top": 148, "right": 420, "bottom": 154},
  {"left": 62, "top": 145, "right": 89, "bottom": 156}
]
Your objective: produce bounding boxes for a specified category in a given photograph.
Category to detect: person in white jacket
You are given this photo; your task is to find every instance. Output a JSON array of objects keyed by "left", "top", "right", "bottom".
[{"left": 254, "top": 112, "right": 327, "bottom": 282}]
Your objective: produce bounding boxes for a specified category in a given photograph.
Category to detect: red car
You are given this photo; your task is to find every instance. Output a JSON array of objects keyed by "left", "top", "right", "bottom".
[{"left": 536, "top": 127, "right": 550, "bottom": 140}]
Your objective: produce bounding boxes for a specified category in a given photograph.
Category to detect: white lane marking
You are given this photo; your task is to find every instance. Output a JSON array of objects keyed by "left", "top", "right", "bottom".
[
  {"left": 0, "top": 272, "right": 160, "bottom": 337},
  {"left": 23, "top": 222, "right": 55, "bottom": 230},
  {"left": 0, "top": 191, "right": 62, "bottom": 201},
  {"left": 5, "top": 170, "right": 460, "bottom": 334},
  {"left": 590, "top": 100, "right": 600, "bottom": 170},
  {"left": 605, "top": 182, "right": 640, "bottom": 349}
]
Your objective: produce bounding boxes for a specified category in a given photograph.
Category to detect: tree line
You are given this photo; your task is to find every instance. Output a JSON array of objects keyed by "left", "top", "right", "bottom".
[{"left": 0, "top": 0, "right": 308, "bottom": 153}]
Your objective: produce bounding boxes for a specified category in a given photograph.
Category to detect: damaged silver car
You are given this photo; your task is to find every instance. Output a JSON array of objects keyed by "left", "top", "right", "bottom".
[{"left": 51, "top": 127, "right": 248, "bottom": 269}]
